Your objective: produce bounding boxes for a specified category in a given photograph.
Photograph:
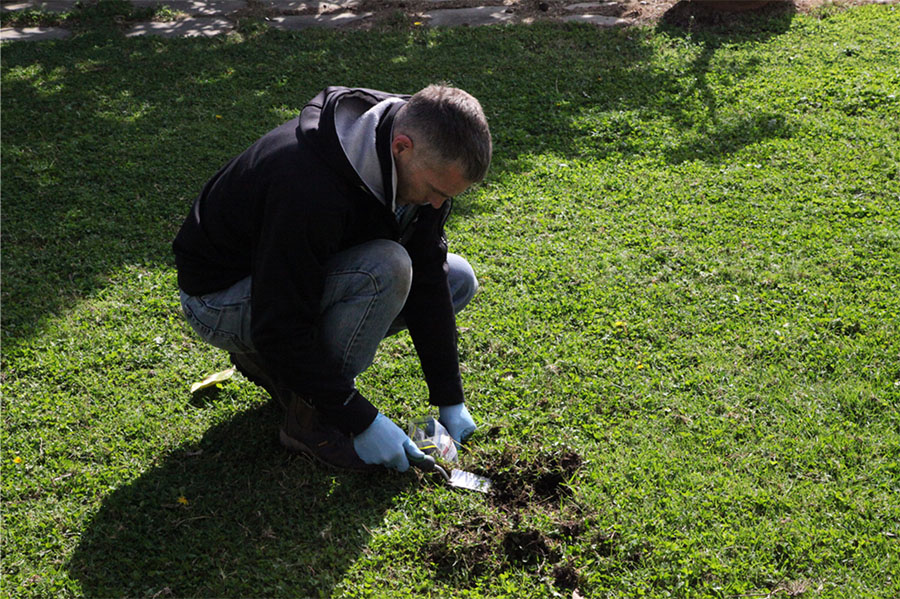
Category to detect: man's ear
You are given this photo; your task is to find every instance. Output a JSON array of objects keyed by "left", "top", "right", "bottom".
[{"left": 391, "top": 134, "right": 413, "bottom": 158}]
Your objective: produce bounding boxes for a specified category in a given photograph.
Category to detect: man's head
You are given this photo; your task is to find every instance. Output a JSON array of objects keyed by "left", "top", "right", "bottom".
[{"left": 391, "top": 85, "right": 492, "bottom": 208}]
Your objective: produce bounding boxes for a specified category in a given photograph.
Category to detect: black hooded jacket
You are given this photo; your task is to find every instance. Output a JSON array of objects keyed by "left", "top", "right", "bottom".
[{"left": 173, "top": 87, "right": 464, "bottom": 435}]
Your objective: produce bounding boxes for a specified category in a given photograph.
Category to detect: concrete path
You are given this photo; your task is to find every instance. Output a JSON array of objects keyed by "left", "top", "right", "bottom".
[{"left": 1, "top": 0, "right": 634, "bottom": 41}]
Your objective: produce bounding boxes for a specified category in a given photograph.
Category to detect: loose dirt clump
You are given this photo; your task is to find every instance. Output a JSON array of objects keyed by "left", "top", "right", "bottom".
[
  {"left": 532, "top": 450, "right": 583, "bottom": 501},
  {"left": 485, "top": 447, "right": 583, "bottom": 510},
  {"left": 502, "top": 528, "right": 557, "bottom": 565},
  {"left": 552, "top": 561, "right": 581, "bottom": 590},
  {"left": 426, "top": 518, "right": 498, "bottom": 577},
  {"left": 553, "top": 519, "right": 586, "bottom": 539},
  {"left": 426, "top": 446, "right": 588, "bottom": 591}
]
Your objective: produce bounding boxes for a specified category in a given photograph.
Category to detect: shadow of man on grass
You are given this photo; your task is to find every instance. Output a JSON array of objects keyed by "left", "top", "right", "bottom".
[{"left": 68, "top": 402, "right": 410, "bottom": 598}]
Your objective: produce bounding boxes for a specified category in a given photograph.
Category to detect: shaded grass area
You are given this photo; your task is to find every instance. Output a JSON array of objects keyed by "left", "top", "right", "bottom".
[
  {"left": 3, "top": 4, "right": 900, "bottom": 598},
  {"left": 0, "top": 0, "right": 174, "bottom": 29}
]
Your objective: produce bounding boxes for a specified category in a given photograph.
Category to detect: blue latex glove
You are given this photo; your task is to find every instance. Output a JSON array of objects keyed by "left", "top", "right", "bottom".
[
  {"left": 439, "top": 403, "right": 476, "bottom": 444},
  {"left": 353, "top": 413, "right": 426, "bottom": 472}
]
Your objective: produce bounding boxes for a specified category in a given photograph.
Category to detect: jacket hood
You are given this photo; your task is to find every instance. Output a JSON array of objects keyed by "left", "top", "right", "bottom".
[{"left": 298, "top": 87, "right": 408, "bottom": 209}]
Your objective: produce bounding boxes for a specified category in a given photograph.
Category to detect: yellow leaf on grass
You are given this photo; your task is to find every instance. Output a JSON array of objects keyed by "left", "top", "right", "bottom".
[{"left": 190, "top": 367, "right": 235, "bottom": 393}]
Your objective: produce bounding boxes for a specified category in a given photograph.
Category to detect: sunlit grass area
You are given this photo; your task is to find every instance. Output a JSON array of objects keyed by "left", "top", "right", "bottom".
[{"left": 2, "top": 4, "right": 899, "bottom": 597}]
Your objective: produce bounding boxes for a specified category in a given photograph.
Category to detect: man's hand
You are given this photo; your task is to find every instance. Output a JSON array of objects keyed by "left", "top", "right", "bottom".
[
  {"left": 439, "top": 403, "right": 476, "bottom": 444},
  {"left": 353, "top": 413, "right": 426, "bottom": 472}
]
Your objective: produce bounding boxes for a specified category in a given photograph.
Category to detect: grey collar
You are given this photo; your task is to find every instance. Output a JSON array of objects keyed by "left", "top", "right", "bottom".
[{"left": 334, "top": 95, "right": 404, "bottom": 208}]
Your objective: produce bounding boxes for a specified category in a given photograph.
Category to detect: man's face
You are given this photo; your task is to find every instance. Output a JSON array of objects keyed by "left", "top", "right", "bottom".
[{"left": 392, "top": 135, "right": 472, "bottom": 209}]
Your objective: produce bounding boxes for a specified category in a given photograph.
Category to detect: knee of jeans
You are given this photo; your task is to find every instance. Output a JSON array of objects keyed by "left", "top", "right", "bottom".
[
  {"left": 372, "top": 240, "right": 412, "bottom": 304},
  {"left": 456, "top": 273, "right": 478, "bottom": 312},
  {"left": 448, "top": 255, "right": 478, "bottom": 312}
]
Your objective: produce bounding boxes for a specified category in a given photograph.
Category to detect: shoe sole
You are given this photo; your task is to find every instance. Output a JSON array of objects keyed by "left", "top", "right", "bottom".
[{"left": 279, "top": 428, "right": 377, "bottom": 473}]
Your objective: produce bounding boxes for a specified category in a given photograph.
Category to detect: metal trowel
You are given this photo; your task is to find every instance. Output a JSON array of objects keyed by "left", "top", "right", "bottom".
[{"left": 411, "top": 454, "right": 492, "bottom": 494}]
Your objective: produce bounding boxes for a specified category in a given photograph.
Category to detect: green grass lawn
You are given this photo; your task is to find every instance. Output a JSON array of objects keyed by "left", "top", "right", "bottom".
[{"left": 2, "top": 4, "right": 899, "bottom": 598}]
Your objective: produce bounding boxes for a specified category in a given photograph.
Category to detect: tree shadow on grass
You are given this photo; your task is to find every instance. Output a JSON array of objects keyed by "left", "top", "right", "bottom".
[
  {"left": 67, "top": 403, "right": 410, "bottom": 598},
  {"left": 650, "top": 0, "right": 798, "bottom": 164}
]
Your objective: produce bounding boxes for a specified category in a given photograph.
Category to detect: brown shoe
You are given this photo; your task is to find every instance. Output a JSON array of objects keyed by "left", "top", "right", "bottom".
[{"left": 279, "top": 394, "right": 377, "bottom": 473}]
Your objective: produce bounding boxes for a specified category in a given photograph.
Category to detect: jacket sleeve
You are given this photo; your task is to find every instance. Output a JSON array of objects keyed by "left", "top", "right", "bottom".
[
  {"left": 401, "top": 203, "right": 466, "bottom": 406},
  {"left": 250, "top": 177, "right": 378, "bottom": 435}
]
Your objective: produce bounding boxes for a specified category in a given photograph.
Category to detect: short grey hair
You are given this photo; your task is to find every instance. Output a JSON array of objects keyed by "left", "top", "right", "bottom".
[{"left": 394, "top": 85, "right": 492, "bottom": 183}]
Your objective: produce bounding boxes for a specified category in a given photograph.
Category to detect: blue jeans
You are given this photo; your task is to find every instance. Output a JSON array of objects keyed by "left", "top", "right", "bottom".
[{"left": 179, "top": 239, "right": 477, "bottom": 382}]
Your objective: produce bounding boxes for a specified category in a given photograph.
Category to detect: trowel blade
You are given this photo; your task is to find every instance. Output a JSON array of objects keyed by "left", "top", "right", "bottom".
[{"left": 448, "top": 469, "right": 492, "bottom": 493}]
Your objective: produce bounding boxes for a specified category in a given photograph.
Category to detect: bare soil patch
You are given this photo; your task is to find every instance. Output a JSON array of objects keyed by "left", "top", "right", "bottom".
[{"left": 425, "top": 447, "right": 588, "bottom": 590}]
